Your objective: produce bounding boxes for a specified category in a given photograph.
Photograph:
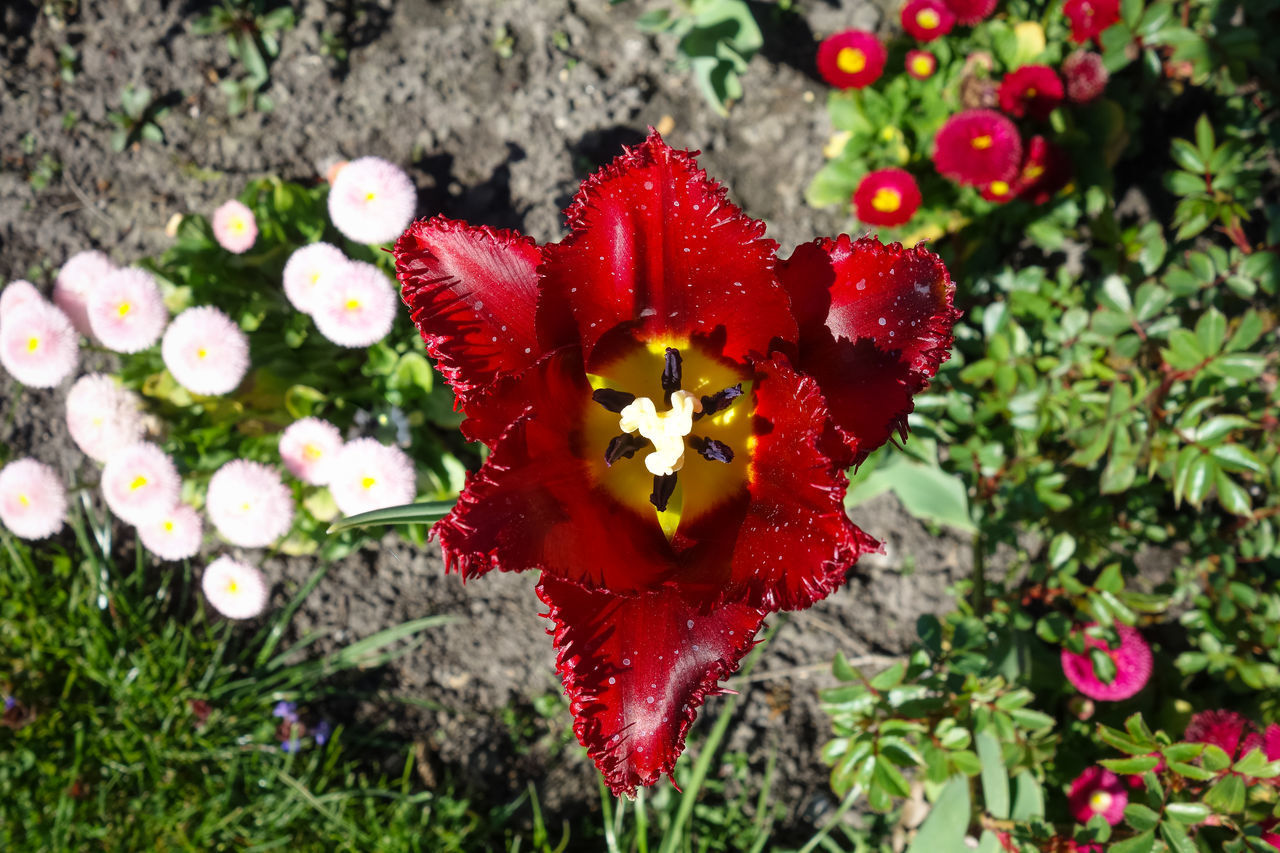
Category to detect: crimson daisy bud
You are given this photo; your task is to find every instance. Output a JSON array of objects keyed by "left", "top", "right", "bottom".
[
  {"left": 206, "top": 460, "right": 294, "bottom": 548},
  {"left": 1017, "top": 136, "right": 1072, "bottom": 205},
  {"left": 138, "top": 503, "right": 203, "bottom": 561},
  {"left": 161, "top": 306, "right": 250, "bottom": 396},
  {"left": 1060, "top": 622, "right": 1152, "bottom": 701},
  {"left": 853, "top": 168, "right": 922, "bottom": 227},
  {"left": 0, "top": 458, "right": 66, "bottom": 540},
  {"left": 211, "top": 199, "right": 258, "bottom": 255},
  {"left": 282, "top": 242, "right": 348, "bottom": 314},
  {"left": 1063, "top": 50, "right": 1109, "bottom": 102},
  {"left": 932, "top": 109, "right": 1023, "bottom": 187},
  {"left": 54, "top": 250, "right": 115, "bottom": 337},
  {"left": 88, "top": 268, "right": 168, "bottom": 354},
  {"left": 328, "top": 438, "right": 417, "bottom": 517},
  {"left": 997, "top": 64, "right": 1064, "bottom": 121},
  {"left": 101, "top": 442, "right": 181, "bottom": 526},
  {"left": 312, "top": 261, "right": 397, "bottom": 348},
  {"left": 278, "top": 417, "right": 344, "bottom": 485},
  {"left": 66, "top": 374, "right": 146, "bottom": 463},
  {"left": 1063, "top": 0, "right": 1120, "bottom": 44},
  {"left": 327, "top": 156, "right": 417, "bottom": 245},
  {"left": 1068, "top": 766, "right": 1127, "bottom": 825},
  {"left": 817, "top": 30, "right": 887, "bottom": 90},
  {"left": 905, "top": 49, "right": 938, "bottom": 80},
  {"left": 0, "top": 280, "right": 42, "bottom": 318},
  {"left": 0, "top": 300, "right": 78, "bottom": 388},
  {"left": 901, "top": 0, "right": 954, "bottom": 41},
  {"left": 943, "top": 0, "right": 997, "bottom": 26},
  {"left": 201, "top": 555, "right": 269, "bottom": 620}
]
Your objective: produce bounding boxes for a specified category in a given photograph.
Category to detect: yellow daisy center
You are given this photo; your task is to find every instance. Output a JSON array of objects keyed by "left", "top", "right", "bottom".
[
  {"left": 1089, "top": 791, "right": 1112, "bottom": 813},
  {"left": 871, "top": 187, "right": 903, "bottom": 212},
  {"left": 310, "top": 272, "right": 321, "bottom": 285},
  {"left": 303, "top": 443, "right": 323, "bottom": 461},
  {"left": 971, "top": 134, "right": 993, "bottom": 150},
  {"left": 911, "top": 56, "right": 934, "bottom": 76},
  {"left": 989, "top": 180, "right": 1011, "bottom": 195},
  {"left": 26, "top": 336, "right": 40, "bottom": 352},
  {"left": 345, "top": 298, "right": 362, "bottom": 312},
  {"left": 365, "top": 191, "right": 377, "bottom": 202},
  {"left": 1026, "top": 87, "right": 1037, "bottom": 97},
  {"left": 229, "top": 217, "right": 246, "bottom": 234},
  {"left": 226, "top": 579, "right": 239, "bottom": 594},
  {"left": 361, "top": 476, "right": 377, "bottom": 490},
  {"left": 129, "top": 475, "right": 148, "bottom": 491},
  {"left": 117, "top": 302, "right": 132, "bottom": 317},
  {"left": 18, "top": 493, "right": 30, "bottom": 507},
  {"left": 917, "top": 8, "right": 940, "bottom": 28},
  {"left": 163, "top": 520, "right": 174, "bottom": 532},
  {"left": 836, "top": 47, "right": 866, "bottom": 74},
  {"left": 1024, "top": 164, "right": 1045, "bottom": 180},
  {"left": 197, "top": 347, "right": 208, "bottom": 359}
]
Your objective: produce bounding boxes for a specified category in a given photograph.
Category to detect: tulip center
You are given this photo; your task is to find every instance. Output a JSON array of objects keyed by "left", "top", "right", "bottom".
[
  {"left": 836, "top": 48, "right": 866, "bottom": 74},
  {"left": 1089, "top": 791, "right": 1112, "bottom": 814},
  {"left": 971, "top": 134, "right": 993, "bottom": 150},
  {"left": 871, "top": 188, "right": 902, "bottom": 212},
  {"left": 917, "top": 9, "right": 940, "bottom": 28},
  {"left": 617, "top": 391, "right": 702, "bottom": 477},
  {"left": 26, "top": 336, "right": 40, "bottom": 352}
]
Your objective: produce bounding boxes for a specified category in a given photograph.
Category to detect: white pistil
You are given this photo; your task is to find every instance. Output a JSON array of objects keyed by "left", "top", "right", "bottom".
[{"left": 618, "top": 390, "right": 703, "bottom": 476}]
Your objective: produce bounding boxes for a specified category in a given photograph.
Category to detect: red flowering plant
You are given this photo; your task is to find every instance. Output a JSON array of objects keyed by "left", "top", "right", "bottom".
[{"left": 390, "top": 133, "right": 958, "bottom": 795}]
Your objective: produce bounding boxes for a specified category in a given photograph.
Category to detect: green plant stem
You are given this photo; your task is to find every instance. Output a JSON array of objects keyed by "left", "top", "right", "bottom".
[
  {"left": 796, "top": 784, "right": 864, "bottom": 853},
  {"left": 972, "top": 529, "right": 986, "bottom": 615}
]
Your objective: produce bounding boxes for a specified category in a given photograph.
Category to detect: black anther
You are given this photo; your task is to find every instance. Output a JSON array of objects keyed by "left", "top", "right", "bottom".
[
  {"left": 604, "top": 433, "right": 648, "bottom": 467},
  {"left": 689, "top": 436, "right": 734, "bottom": 463},
  {"left": 592, "top": 388, "right": 636, "bottom": 413},
  {"left": 696, "top": 383, "right": 743, "bottom": 419},
  {"left": 649, "top": 474, "right": 678, "bottom": 512},
  {"left": 661, "top": 347, "right": 682, "bottom": 404}
]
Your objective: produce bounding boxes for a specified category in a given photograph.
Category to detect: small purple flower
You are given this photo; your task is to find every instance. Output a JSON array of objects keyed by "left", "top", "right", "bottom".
[
  {"left": 280, "top": 736, "right": 302, "bottom": 753},
  {"left": 313, "top": 720, "right": 332, "bottom": 746},
  {"left": 3, "top": 696, "right": 15, "bottom": 711},
  {"left": 272, "top": 701, "right": 299, "bottom": 722}
]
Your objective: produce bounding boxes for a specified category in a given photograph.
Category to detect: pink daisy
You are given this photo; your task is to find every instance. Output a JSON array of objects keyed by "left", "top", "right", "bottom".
[
  {"left": 54, "top": 250, "right": 115, "bottom": 337},
  {"left": 138, "top": 503, "right": 203, "bottom": 561},
  {"left": 327, "top": 157, "right": 417, "bottom": 245},
  {"left": 1060, "top": 622, "right": 1152, "bottom": 701},
  {"left": 1067, "top": 766, "right": 1127, "bottom": 825},
  {"left": 66, "top": 374, "right": 147, "bottom": 462},
  {"left": 206, "top": 460, "right": 294, "bottom": 548},
  {"left": 0, "top": 458, "right": 66, "bottom": 540},
  {"left": 1, "top": 280, "right": 43, "bottom": 319},
  {"left": 211, "top": 199, "right": 258, "bottom": 254},
  {"left": 161, "top": 306, "right": 250, "bottom": 396},
  {"left": 278, "top": 418, "right": 344, "bottom": 485},
  {"left": 282, "top": 242, "right": 349, "bottom": 314},
  {"left": 328, "top": 438, "right": 417, "bottom": 517},
  {"left": 944, "top": 0, "right": 998, "bottom": 25},
  {"left": 311, "top": 261, "right": 397, "bottom": 348},
  {"left": 0, "top": 300, "right": 79, "bottom": 388},
  {"left": 101, "top": 442, "right": 181, "bottom": 526},
  {"left": 201, "top": 555, "right": 270, "bottom": 620},
  {"left": 88, "top": 268, "right": 168, "bottom": 354},
  {"left": 932, "top": 109, "right": 1023, "bottom": 187}
]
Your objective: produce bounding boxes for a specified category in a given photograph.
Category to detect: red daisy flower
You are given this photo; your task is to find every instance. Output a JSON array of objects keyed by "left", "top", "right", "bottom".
[
  {"left": 393, "top": 132, "right": 959, "bottom": 796},
  {"left": 901, "top": 0, "right": 955, "bottom": 41},
  {"left": 932, "top": 109, "right": 1023, "bottom": 187},
  {"left": 1063, "top": 0, "right": 1120, "bottom": 44},
  {"left": 943, "top": 0, "right": 998, "bottom": 26},
  {"left": 817, "top": 30, "right": 888, "bottom": 90},
  {"left": 1185, "top": 710, "right": 1261, "bottom": 759},
  {"left": 1068, "top": 766, "right": 1127, "bottom": 825},
  {"left": 906, "top": 49, "right": 938, "bottom": 80},
  {"left": 997, "top": 64, "right": 1064, "bottom": 121},
  {"left": 853, "top": 168, "right": 922, "bottom": 227},
  {"left": 1263, "top": 722, "right": 1280, "bottom": 761},
  {"left": 1017, "top": 136, "right": 1072, "bottom": 204},
  {"left": 1063, "top": 50, "right": 1109, "bottom": 102},
  {"left": 1060, "top": 622, "right": 1152, "bottom": 701},
  {"left": 980, "top": 178, "right": 1018, "bottom": 203}
]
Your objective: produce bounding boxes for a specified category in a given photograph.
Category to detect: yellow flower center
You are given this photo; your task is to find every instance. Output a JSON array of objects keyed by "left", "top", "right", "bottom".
[
  {"left": 911, "top": 56, "right": 934, "bottom": 76},
  {"left": 871, "top": 188, "right": 903, "bottom": 212},
  {"left": 197, "top": 347, "right": 208, "bottom": 359},
  {"left": 365, "top": 191, "right": 377, "bottom": 202},
  {"left": 989, "top": 180, "right": 1011, "bottom": 196},
  {"left": 310, "top": 272, "right": 321, "bottom": 285},
  {"left": 1089, "top": 791, "right": 1113, "bottom": 813},
  {"left": 303, "top": 443, "right": 323, "bottom": 461},
  {"left": 917, "top": 8, "right": 940, "bottom": 28},
  {"left": 836, "top": 47, "right": 866, "bottom": 74},
  {"left": 117, "top": 302, "right": 132, "bottom": 317},
  {"left": 226, "top": 579, "right": 239, "bottom": 594},
  {"left": 1026, "top": 87, "right": 1037, "bottom": 97},
  {"left": 1024, "top": 164, "right": 1045, "bottom": 180},
  {"left": 971, "top": 134, "right": 993, "bottom": 150},
  {"left": 18, "top": 493, "right": 30, "bottom": 507},
  {"left": 229, "top": 217, "right": 246, "bottom": 234},
  {"left": 129, "top": 475, "right": 148, "bottom": 491},
  {"left": 361, "top": 476, "right": 377, "bottom": 490},
  {"left": 26, "top": 336, "right": 40, "bottom": 352},
  {"left": 345, "top": 298, "right": 362, "bottom": 311},
  {"left": 618, "top": 390, "right": 702, "bottom": 477},
  {"left": 163, "top": 520, "right": 174, "bottom": 532}
]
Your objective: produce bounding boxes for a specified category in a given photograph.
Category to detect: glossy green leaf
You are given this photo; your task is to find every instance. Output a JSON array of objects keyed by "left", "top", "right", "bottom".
[
  {"left": 905, "top": 776, "right": 971, "bottom": 853},
  {"left": 327, "top": 500, "right": 457, "bottom": 534}
]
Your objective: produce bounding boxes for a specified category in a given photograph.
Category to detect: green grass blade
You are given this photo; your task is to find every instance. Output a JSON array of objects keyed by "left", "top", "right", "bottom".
[{"left": 325, "top": 500, "right": 456, "bottom": 534}]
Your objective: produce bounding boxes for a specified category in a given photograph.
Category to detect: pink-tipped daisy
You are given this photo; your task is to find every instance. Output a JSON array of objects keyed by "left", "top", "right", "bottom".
[
  {"left": 327, "top": 157, "right": 417, "bottom": 245},
  {"left": 278, "top": 417, "right": 344, "bottom": 485},
  {"left": 816, "top": 30, "right": 888, "bottom": 90},
  {"left": 201, "top": 555, "right": 270, "bottom": 620},
  {"left": 54, "top": 250, "right": 115, "bottom": 337},
  {"left": 138, "top": 503, "right": 203, "bottom": 561},
  {"left": 0, "top": 458, "right": 66, "bottom": 540},
  {"left": 311, "top": 261, "right": 397, "bottom": 348},
  {"left": 206, "top": 460, "right": 294, "bottom": 548},
  {"left": 1068, "top": 766, "right": 1127, "bottom": 825},
  {"left": 932, "top": 109, "right": 1023, "bottom": 187},
  {"left": 66, "top": 374, "right": 147, "bottom": 463},
  {"left": 88, "top": 267, "right": 168, "bottom": 354},
  {"left": 0, "top": 300, "right": 79, "bottom": 388},
  {"left": 1061, "top": 622, "right": 1153, "bottom": 701},
  {"left": 161, "top": 306, "right": 250, "bottom": 396},
  {"left": 212, "top": 199, "right": 258, "bottom": 254},
  {"left": 1063, "top": 50, "right": 1109, "bottom": 102},
  {"left": 101, "top": 442, "right": 181, "bottom": 526},
  {"left": 1, "top": 280, "right": 43, "bottom": 319},
  {"left": 328, "top": 438, "right": 417, "bottom": 518},
  {"left": 282, "top": 242, "right": 350, "bottom": 314}
]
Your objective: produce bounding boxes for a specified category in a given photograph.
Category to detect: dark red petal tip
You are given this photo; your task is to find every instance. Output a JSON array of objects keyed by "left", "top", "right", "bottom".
[
  {"left": 393, "top": 216, "right": 544, "bottom": 407},
  {"left": 538, "top": 578, "right": 767, "bottom": 797}
]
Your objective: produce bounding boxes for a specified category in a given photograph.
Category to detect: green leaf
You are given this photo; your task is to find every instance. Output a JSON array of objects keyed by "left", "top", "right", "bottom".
[
  {"left": 327, "top": 500, "right": 456, "bottom": 534},
  {"left": 976, "top": 731, "right": 1009, "bottom": 820},
  {"left": 905, "top": 776, "right": 971, "bottom": 853},
  {"left": 1203, "top": 773, "right": 1246, "bottom": 814},
  {"left": 1010, "top": 771, "right": 1044, "bottom": 820},
  {"left": 1194, "top": 308, "right": 1227, "bottom": 354},
  {"left": 1184, "top": 455, "right": 1214, "bottom": 507},
  {"left": 1209, "top": 353, "right": 1267, "bottom": 380},
  {"left": 1215, "top": 470, "right": 1252, "bottom": 516},
  {"left": 1048, "top": 532, "right": 1077, "bottom": 569},
  {"left": 1124, "top": 803, "right": 1160, "bottom": 832},
  {"left": 1163, "top": 802, "right": 1210, "bottom": 823},
  {"left": 1232, "top": 747, "right": 1280, "bottom": 779},
  {"left": 1162, "top": 328, "right": 1204, "bottom": 370},
  {"left": 1170, "top": 139, "right": 1204, "bottom": 173},
  {"left": 869, "top": 661, "right": 905, "bottom": 691},
  {"left": 1192, "top": 415, "right": 1252, "bottom": 443},
  {"left": 1159, "top": 821, "right": 1198, "bottom": 853},
  {"left": 1226, "top": 310, "right": 1265, "bottom": 352},
  {"left": 1194, "top": 114, "right": 1215, "bottom": 161},
  {"left": 1108, "top": 829, "right": 1155, "bottom": 853},
  {"left": 1100, "top": 274, "right": 1133, "bottom": 313},
  {"left": 1101, "top": 755, "right": 1161, "bottom": 774}
]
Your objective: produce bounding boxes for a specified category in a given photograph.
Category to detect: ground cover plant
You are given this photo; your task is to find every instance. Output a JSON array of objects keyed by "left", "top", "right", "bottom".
[{"left": 2, "top": 0, "right": 1279, "bottom": 849}]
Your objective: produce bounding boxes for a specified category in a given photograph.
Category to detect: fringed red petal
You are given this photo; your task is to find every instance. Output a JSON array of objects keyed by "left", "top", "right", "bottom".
[{"left": 538, "top": 577, "right": 767, "bottom": 797}]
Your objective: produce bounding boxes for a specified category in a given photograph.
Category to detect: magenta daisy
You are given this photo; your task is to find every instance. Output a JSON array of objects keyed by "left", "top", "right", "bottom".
[
  {"left": 0, "top": 458, "right": 67, "bottom": 540},
  {"left": 0, "top": 300, "right": 79, "bottom": 388},
  {"left": 212, "top": 199, "right": 258, "bottom": 254},
  {"left": 161, "top": 306, "right": 250, "bottom": 396},
  {"left": 88, "top": 268, "right": 168, "bottom": 354},
  {"left": 1061, "top": 622, "right": 1152, "bottom": 701},
  {"left": 311, "top": 261, "right": 397, "bottom": 348},
  {"left": 54, "top": 250, "right": 115, "bottom": 337},
  {"left": 206, "top": 460, "right": 294, "bottom": 548},
  {"left": 278, "top": 417, "right": 344, "bottom": 485},
  {"left": 66, "top": 374, "right": 147, "bottom": 463},
  {"left": 932, "top": 109, "right": 1023, "bottom": 187},
  {"left": 1068, "top": 766, "right": 1127, "bottom": 825},
  {"left": 1, "top": 280, "right": 43, "bottom": 318},
  {"left": 327, "top": 157, "right": 418, "bottom": 245},
  {"left": 138, "top": 503, "right": 203, "bottom": 561},
  {"left": 282, "top": 242, "right": 349, "bottom": 314},
  {"left": 328, "top": 438, "right": 417, "bottom": 517},
  {"left": 101, "top": 442, "right": 181, "bottom": 526},
  {"left": 201, "top": 555, "right": 270, "bottom": 620}
]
